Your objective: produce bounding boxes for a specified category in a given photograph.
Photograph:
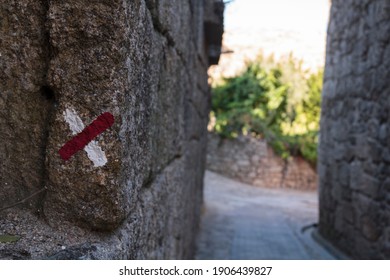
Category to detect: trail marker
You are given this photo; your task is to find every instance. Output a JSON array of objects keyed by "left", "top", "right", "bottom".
[{"left": 59, "top": 108, "right": 114, "bottom": 167}]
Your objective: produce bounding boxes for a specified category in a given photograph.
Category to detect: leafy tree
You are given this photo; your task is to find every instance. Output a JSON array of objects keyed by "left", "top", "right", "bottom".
[{"left": 210, "top": 54, "right": 323, "bottom": 166}]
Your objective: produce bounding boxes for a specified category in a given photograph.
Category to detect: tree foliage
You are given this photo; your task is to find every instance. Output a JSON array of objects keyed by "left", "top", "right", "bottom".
[{"left": 210, "top": 54, "right": 323, "bottom": 166}]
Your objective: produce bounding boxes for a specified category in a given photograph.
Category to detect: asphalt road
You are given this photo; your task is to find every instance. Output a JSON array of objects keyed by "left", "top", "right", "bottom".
[{"left": 195, "top": 171, "right": 335, "bottom": 260}]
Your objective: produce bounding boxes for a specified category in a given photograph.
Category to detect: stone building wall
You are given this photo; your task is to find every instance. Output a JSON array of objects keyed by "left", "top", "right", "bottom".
[
  {"left": 207, "top": 133, "right": 317, "bottom": 190},
  {"left": 0, "top": 0, "right": 223, "bottom": 259},
  {"left": 318, "top": 0, "right": 390, "bottom": 259}
]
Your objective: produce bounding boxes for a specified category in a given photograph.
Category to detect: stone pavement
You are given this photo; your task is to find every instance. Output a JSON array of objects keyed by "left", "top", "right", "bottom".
[{"left": 195, "top": 171, "right": 335, "bottom": 260}]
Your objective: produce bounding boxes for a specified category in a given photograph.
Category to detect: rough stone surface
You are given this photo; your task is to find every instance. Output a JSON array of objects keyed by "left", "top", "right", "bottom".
[
  {"left": 0, "top": 0, "right": 51, "bottom": 212},
  {"left": 0, "top": 0, "right": 223, "bottom": 259},
  {"left": 207, "top": 133, "right": 318, "bottom": 190},
  {"left": 318, "top": 0, "right": 390, "bottom": 259}
]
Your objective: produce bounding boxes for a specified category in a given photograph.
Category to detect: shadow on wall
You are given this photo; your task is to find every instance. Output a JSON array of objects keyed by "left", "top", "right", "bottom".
[
  {"left": 318, "top": 0, "right": 390, "bottom": 259},
  {"left": 0, "top": 0, "right": 224, "bottom": 260}
]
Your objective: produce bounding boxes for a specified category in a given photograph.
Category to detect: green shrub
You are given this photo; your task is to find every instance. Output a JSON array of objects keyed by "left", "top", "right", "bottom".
[{"left": 210, "top": 54, "right": 323, "bottom": 166}]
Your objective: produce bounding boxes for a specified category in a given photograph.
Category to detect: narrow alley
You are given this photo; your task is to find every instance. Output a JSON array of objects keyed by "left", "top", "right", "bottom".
[{"left": 195, "top": 171, "right": 335, "bottom": 260}]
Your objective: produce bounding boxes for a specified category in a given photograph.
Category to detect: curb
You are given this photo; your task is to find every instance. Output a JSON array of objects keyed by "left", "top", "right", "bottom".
[{"left": 311, "top": 229, "right": 351, "bottom": 260}]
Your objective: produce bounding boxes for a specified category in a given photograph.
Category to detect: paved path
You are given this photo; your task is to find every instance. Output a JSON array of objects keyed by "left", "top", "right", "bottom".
[{"left": 195, "top": 171, "right": 335, "bottom": 260}]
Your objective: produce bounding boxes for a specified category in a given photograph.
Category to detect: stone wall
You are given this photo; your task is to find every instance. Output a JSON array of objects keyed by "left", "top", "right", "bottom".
[
  {"left": 0, "top": 0, "right": 223, "bottom": 259},
  {"left": 318, "top": 0, "right": 390, "bottom": 259},
  {"left": 207, "top": 133, "right": 317, "bottom": 190}
]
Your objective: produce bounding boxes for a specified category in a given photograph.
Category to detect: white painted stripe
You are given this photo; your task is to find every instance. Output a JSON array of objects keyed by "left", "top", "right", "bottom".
[
  {"left": 84, "top": 142, "right": 108, "bottom": 167},
  {"left": 63, "top": 108, "right": 108, "bottom": 167},
  {"left": 64, "top": 108, "right": 85, "bottom": 133}
]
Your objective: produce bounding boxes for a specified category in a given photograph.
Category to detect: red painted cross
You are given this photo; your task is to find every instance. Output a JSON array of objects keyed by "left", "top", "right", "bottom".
[{"left": 59, "top": 112, "right": 114, "bottom": 162}]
